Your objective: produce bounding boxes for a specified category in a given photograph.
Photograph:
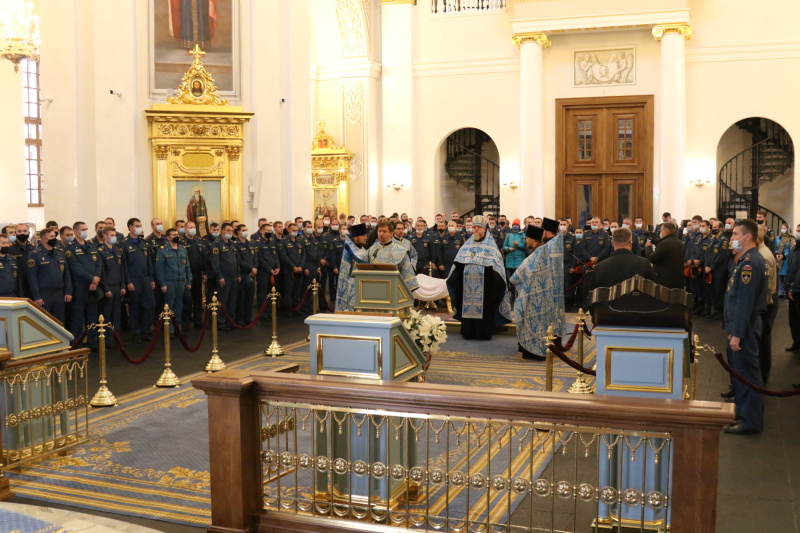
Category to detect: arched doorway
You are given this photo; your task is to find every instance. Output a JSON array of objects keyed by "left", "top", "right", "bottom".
[
  {"left": 717, "top": 117, "right": 794, "bottom": 232},
  {"left": 438, "top": 128, "right": 500, "bottom": 218}
]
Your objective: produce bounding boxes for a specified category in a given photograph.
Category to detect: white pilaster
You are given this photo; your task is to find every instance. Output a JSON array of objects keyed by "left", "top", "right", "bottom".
[
  {"left": 0, "top": 64, "right": 28, "bottom": 222},
  {"left": 515, "top": 33, "right": 549, "bottom": 219},
  {"left": 654, "top": 24, "right": 692, "bottom": 220}
]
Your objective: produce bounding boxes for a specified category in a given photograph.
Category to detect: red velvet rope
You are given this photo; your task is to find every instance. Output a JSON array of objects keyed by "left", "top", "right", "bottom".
[
  {"left": 173, "top": 308, "right": 210, "bottom": 352},
  {"left": 548, "top": 342, "right": 597, "bottom": 376},
  {"left": 565, "top": 271, "right": 589, "bottom": 292},
  {"left": 69, "top": 329, "right": 88, "bottom": 349},
  {"left": 554, "top": 324, "right": 581, "bottom": 352},
  {"left": 713, "top": 352, "right": 800, "bottom": 397},
  {"left": 219, "top": 297, "right": 272, "bottom": 330},
  {"left": 112, "top": 320, "right": 163, "bottom": 365}
]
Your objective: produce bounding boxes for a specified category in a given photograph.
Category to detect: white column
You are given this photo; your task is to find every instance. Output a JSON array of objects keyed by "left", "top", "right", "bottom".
[
  {"left": 0, "top": 64, "right": 28, "bottom": 222},
  {"left": 653, "top": 24, "right": 692, "bottom": 221},
  {"left": 514, "top": 33, "right": 549, "bottom": 218}
]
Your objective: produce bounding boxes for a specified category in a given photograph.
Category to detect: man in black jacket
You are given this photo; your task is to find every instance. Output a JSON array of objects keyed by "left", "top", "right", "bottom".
[
  {"left": 584, "top": 228, "right": 656, "bottom": 299},
  {"left": 645, "top": 222, "right": 685, "bottom": 289}
]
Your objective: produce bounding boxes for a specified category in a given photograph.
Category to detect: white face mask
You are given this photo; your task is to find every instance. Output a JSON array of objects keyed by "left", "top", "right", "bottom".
[
  {"left": 559, "top": 226, "right": 567, "bottom": 233},
  {"left": 65, "top": 235, "right": 75, "bottom": 243},
  {"left": 331, "top": 225, "right": 339, "bottom": 231},
  {"left": 466, "top": 227, "right": 473, "bottom": 234},
  {"left": 342, "top": 229, "right": 349, "bottom": 235},
  {"left": 178, "top": 228, "right": 185, "bottom": 234},
  {"left": 403, "top": 228, "right": 409, "bottom": 235},
  {"left": 155, "top": 224, "right": 164, "bottom": 233},
  {"left": 724, "top": 223, "right": 732, "bottom": 231},
  {"left": 370, "top": 222, "right": 377, "bottom": 228},
  {"left": 795, "top": 232, "right": 800, "bottom": 240},
  {"left": 591, "top": 225, "right": 599, "bottom": 231},
  {"left": 621, "top": 224, "right": 629, "bottom": 229},
  {"left": 212, "top": 231, "right": 220, "bottom": 238},
  {"left": 701, "top": 227, "right": 708, "bottom": 234},
  {"left": 109, "top": 236, "right": 118, "bottom": 245},
  {"left": 134, "top": 227, "right": 143, "bottom": 236},
  {"left": 315, "top": 228, "right": 323, "bottom": 234},
  {"left": 575, "top": 233, "right": 583, "bottom": 240},
  {"left": 448, "top": 227, "right": 456, "bottom": 233},
  {"left": 683, "top": 228, "right": 689, "bottom": 235},
  {"left": 223, "top": 233, "right": 231, "bottom": 240},
  {"left": 692, "top": 224, "right": 699, "bottom": 231},
  {"left": 241, "top": 231, "right": 249, "bottom": 239},
  {"left": 188, "top": 228, "right": 196, "bottom": 237},
  {"left": 79, "top": 230, "right": 89, "bottom": 240},
  {"left": 635, "top": 223, "right": 642, "bottom": 229},
  {"left": 781, "top": 228, "right": 787, "bottom": 234},
  {"left": 730, "top": 239, "right": 741, "bottom": 251},
  {"left": 290, "top": 231, "right": 298, "bottom": 238},
  {"left": 8, "top": 235, "right": 16, "bottom": 244}
]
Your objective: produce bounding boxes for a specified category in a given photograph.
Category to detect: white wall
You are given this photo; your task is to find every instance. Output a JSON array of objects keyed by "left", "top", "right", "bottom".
[{"left": 0, "top": 64, "right": 28, "bottom": 222}]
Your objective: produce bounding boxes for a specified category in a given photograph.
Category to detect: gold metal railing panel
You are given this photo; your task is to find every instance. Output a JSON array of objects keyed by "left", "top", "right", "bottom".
[{"left": 260, "top": 401, "right": 672, "bottom": 533}]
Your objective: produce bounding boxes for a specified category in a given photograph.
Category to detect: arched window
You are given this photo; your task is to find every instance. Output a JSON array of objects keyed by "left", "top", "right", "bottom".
[{"left": 22, "top": 59, "right": 43, "bottom": 206}]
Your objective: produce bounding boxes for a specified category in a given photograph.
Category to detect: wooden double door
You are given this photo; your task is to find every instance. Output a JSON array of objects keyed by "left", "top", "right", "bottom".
[{"left": 556, "top": 96, "right": 654, "bottom": 228}]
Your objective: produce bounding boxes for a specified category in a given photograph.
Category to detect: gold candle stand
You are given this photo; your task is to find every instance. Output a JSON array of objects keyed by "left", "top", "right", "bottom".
[
  {"left": 89, "top": 315, "right": 118, "bottom": 407},
  {"left": 544, "top": 326, "right": 556, "bottom": 392},
  {"left": 205, "top": 294, "right": 227, "bottom": 372},
  {"left": 155, "top": 304, "right": 181, "bottom": 387},
  {"left": 265, "top": 287, "right": 285, "bottom": 356},
  {"left": 568, "top": 309, "right": 594, "bottom": 395},
  {"left": 424, "top": 264, "right": 438, "bottom": 310}
]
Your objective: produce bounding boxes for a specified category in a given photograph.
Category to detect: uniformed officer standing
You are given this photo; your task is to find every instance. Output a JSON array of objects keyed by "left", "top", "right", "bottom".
[
  {"left": 575, "top": 217, "right": 611, "bottom": 267},
  {"left": 409, "top": 221, "right": 435, "bottom": 274},
  {"left": 0, "top": 234, "right": 21, "bottom": 297},
  {"left": 487, "top": 217, "right": 505, "bottom": 251},
  {"left": 280, "top": 223, "right": 307, "bottom": 314},
  {"left": 66, "top": 221, "right": 103, "bottom": 349},
  {"left": 723, "top": 219, "right": 768, "bottom": 435},
  {"left": 302, "top": 220, "right": 326, "bottom": 314},
  {"left": 691, "top": 221, "right": 713, "bottom": 313},
  {"left": 704, "top": 220, "right": 729, "bottom": 319},
  {"left": 89, "top": 221, "right": 105, "bottom": 249},
  {"left": 181, "top": 221, "right": 207, "bottom": 328},
  {"left": 28, "top": 229, "right": 73, "bottom": 323},
  {"left": 203, "top": 222, "right": 221, "bottom": 298},
  {"left": 122, "top": 218, "right": 156, "bottom": 344},
  {"left": 559, "top": 220, "right": 578, "bottom": 309},
  {"left": 756, "top": 210, "right": 776, "bottom": 252},
  {"left": 146, "top": 218, "right": 168, "bottom": 313},
  {"left": 632, "top": 217, "right": 649, "bottom": 257},
  {"left": 324, "top": 222, "right": 344, "bottom": 308},
  {"left": 233, "top": 224, "right": 257, "bottom": 326},
  {"left": 156, "top": 228, "right": 192, "bottom": 335},
  {"left": 8, "top": 224, "right": 35, "bottom": 298},
  {"left": 210, "top": 223, "right": 239, "bottom": 330},
  {"left": 255, "top": 222, "right": 280, "bottom": 317},
  {"left": 439, "top": 221, "right": 465, "bottom": 276},
  {"left": 98, "top": 227, "right": 126, "bottom": 339}
]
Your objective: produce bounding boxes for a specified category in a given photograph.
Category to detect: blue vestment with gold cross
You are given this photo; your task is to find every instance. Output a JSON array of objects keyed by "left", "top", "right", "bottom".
[{"left": 334, "top": 237, "right": 369, "bottom": 311}]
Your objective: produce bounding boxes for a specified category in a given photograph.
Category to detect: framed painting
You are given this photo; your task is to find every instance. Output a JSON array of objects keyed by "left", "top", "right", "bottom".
[
  {"left": 149, "top": 0, "right": 241, "bottom": 99},
  {"left": 176, "top": 179, "right": 222, "bottom": 236},
  {"left": 313, "top": 187, "right": 340, "bottom": 221}
]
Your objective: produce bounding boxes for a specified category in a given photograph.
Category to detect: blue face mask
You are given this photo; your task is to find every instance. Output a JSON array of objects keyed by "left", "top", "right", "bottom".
[
  {"left": 179, "top": 228, "right": 185, "bottom": 234},
  {"left": 576, "top": 234, "right": 583, "bottom": 240},
  {"left": 211, "top": 232, "right": 220, "bottom": 238},
  {"left": 109, "top": 236, "right": 118, "bottom": 245},
  {"left": 188, "top": 228, "right": 196, "bottom": 237},
  {"left": 512, "top": 226, "right": 520, "bottom": 231},
  {"left": 8, "top": 235, "right": 16, "bottom": 244}
]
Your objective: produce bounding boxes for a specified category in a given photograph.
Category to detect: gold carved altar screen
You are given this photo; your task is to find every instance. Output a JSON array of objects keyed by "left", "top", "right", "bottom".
[
  {"left": 145, "top": 46, "right": 253, "bottom": 236},
  {"left": 311, "top": 120, "right": 352, "bottom": 221}
]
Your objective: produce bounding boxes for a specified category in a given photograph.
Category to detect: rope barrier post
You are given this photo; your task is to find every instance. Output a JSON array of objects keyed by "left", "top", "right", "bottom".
[
  {"left": 424, "top": 264, "right": 438, "bottom": 310},
  {"left": 155, "top": 305, "right": 180, "bottom": 387},
  {"left": 544, "top": 325, "right": 556, "bottom": 392},
  {"left": 89, "top": 315, "right": 118, "bottom": 407},
  {"left": 265, "top": 287, "right": 285, "bottom": 357},
  {"left": 568, "top": 308, "right": 593, "bottom": 395},
  {"left": 690, "top": 334, "right": 701, "bottom": 400},
  {"left": 205, "top": 293, "right": 226, "bottom": 373},
  {"left": 306, "top": 279, "right": 320, "bottom": 342}
]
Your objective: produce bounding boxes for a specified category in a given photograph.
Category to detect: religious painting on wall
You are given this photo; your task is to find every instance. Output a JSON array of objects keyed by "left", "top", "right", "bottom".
[
  {"left": 150, "top": 0, "right": 240, "bottom": 97},
  {"left": 574, "top": 47, "right": 635, "bottom": 87},
  {"left": 313, "top": 187, "right": 340, "bottom": 222},
  {"left": 176, "top": 179, "right": 222, "bottom": 237}
]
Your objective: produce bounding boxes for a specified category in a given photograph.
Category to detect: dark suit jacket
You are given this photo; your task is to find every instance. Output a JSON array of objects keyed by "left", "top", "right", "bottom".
[
  {"left": 584, "top": 249, "right": 657, "bottom": 298},
  {"left": 645, "top": 233, "right": 686, "bottom": 289}
]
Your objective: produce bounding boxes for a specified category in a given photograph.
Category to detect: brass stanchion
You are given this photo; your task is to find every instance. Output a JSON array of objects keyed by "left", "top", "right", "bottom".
[
  {"left": 265, "top": 287, "right": 285, "bottom": 357},
  {"left": 424, "top": 264, "right": 437, "bottom": 310},
  {"left": 691, "top": 334, "right": 701, "bottom": 400},
  {"left": 155, "top": 304, "right": 180, "bottom": 387},
  {"left": 305, "top": 279, "right": 320, "bottom": 342},
  {"left": 205, "top": 294, "right": 226, "bottom": 372},
  {"left": 89, "top": 315, "right": 117, "bottom": 407},
  {"left": 544, "top": 325, "right": 556, "bottom": 392},
  {"left": 568, "top": 309, "right": 594, "bottom": 394},
  {"left": 201, "top": 279, "right": 207, "bottom": 310}
]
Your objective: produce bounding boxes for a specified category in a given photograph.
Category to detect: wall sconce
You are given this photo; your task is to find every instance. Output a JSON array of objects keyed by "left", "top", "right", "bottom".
[
  {"left": 386, "top": 182, "right": 405, "bottom": 191},
  {"left": 502, "top": 180, "right": 518, "bottom": 189},
  {"left": 690, "top": 177, "right": 712, "bottom": 188}
]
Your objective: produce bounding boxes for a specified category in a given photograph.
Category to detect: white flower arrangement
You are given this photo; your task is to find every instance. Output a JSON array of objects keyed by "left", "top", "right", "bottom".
[{"left": 403, "top": 310, "right": 448, "bottom": 362}]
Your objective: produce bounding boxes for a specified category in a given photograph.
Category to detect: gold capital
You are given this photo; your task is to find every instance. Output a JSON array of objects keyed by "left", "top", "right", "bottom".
[
  {"left": 154, "top": 144, "right": 169, "bottom": 160},
  {"left": 226, "top": 145, "right": 243, "bottom": 161},
  {"left": 512, "top": 32, "right": 551, "bottom": 49},
  {"left": 652, "top": 23, "right": 693, "bottom": 41}
]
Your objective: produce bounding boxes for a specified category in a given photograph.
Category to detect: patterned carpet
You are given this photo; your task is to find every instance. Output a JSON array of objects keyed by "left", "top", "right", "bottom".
[{"left": 4, "top": 318, "right": 595, "bottom": 527}]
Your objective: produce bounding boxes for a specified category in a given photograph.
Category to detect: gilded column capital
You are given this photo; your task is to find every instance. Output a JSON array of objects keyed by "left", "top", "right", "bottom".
[
  {"left": 652, "top": 23, "right": 692, "bottom": 41},
  {"left": 226, "top": 145, "right": 243, "bottom": 161},
  {"left": 154, "top": 144, "right": 169, "bottom": 160},
  {"left": 512, "top": 32, "right": 551, "bottom": 49}
]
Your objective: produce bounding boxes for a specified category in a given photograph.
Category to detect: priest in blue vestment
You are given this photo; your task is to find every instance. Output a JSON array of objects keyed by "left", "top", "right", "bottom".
[
  {"left": 334, "top": 223, "right": 370, "bottom": 311},
  {"left": 446, "top": 215, "right": 512, "bottom": 340},
  {"left": 368, "top": 221, "right": 420, "bottom": 293},
  {"left": 511, "top": 218, "right": 566, "bottom": 360}
]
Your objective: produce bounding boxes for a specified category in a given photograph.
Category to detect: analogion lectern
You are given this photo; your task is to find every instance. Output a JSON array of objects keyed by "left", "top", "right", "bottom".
[{"left": 352, "top": 264, "right": 414, "bottom": 317}]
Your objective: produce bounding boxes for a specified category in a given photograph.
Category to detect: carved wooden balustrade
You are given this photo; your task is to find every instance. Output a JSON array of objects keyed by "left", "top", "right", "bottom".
[{"left": 193, "top": 370, "right": 733, "bottom": 533}]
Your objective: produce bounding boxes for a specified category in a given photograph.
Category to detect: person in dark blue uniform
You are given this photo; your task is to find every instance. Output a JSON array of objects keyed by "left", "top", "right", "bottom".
[
  {"left": 409, "top": 220, "right": 435, "bottom": 274},
  {"left": 98, "top": 227, "right": 126, "bottom": 340},
  {"left": 632, "top": 217, "right": 648, "bottom": 257},
  {"left": 704, "top": 220, "right": 729, "bottom": 319},
  {"left": 181, "top": 221, "right": 207, "bottom": 328},
  {"left": 89, "top": 221, "right": 105, "bottom": 249},
  {"left": 255, "top": 222, "right": 280, "bottom": 317},
  {"left": 28, "top": 229, "right": 73, "bottom": 323},
  {"left": 146, "top": 218, "right": 168, "bottom": 316},
  {"left": 325, "top": 222, "right": 344, "bottom": 309},
  {"left": 210, "top": 223, "right": 239, "bottom": 329},
  {"left": 574, "top": 217, "right": 611, "bottom": 268},
  {"left": 0, "top": 234, "right": 21, "bottom": 297},
  {"left": 559, "top": 219, "right": 578, "bottom": 309},
  {"left": 122, "top": 218, "right": 156, "bottom": 344},
  {"left": 233, "top": 224, "right": 257, "bottom": 326},
  {"left": 8, "top": 224, "right": 35, "bottom": 298},
  {"left": 156, "top": 228, "right": 192, "bottom": 335},
  {"left": 302, "top": 220, "right": 326, "bottom": 314},
  {"left": 690, "top": 220, "right": 712, "bottom": 314},
  {"left": 723, "top": 219, "right": 768, "bottom": 435},
  {"left": 66, "top": 221, "right": 103, "bottom": 349},
  {"left": 438, "top": 221, "right": 465, "bottom": 277},
  {"left": 280, "top": 223, "right": 306, "bottom": 314}
]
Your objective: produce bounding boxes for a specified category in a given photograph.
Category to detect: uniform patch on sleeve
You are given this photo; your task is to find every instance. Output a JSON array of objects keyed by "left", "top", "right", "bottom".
[
  {"left": 65, "top": 250, "right": 71, "bottom": 258},
  {"left": 213, "top": 248, "right": 219, "bottom": 254},
  {"left": 741, "top": 269, "right": 752, "bottom": 284},
  {"left": 27, "top": 259, "right": 35, "bottom": 267}
]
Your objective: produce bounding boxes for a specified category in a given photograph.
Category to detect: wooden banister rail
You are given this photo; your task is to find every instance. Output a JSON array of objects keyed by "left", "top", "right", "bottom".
[{"left": 193, "top": 370, "right": 734, "bottom": 533}]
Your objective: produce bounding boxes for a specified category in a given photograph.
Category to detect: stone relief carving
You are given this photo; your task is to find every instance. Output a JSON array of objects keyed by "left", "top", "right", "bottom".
[
  {"left": 574, "top": 48, "right": 635, "bottom": 87},
  {"left": 343, "top": 79, "right": 365, "bottom": 126},
  {"left": 334, "top": 0, "right": 366, "bottom": 57}
]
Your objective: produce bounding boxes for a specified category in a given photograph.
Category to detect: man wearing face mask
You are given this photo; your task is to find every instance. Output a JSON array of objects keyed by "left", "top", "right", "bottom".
[
  {"left": 783, "top": 224, "right": 800, "bottom": 354},
  {"left": 231, "top": 224, "right": 257, "bottom": 326},
  {"left": 511, "top": 219, "right": 565, "bottom": 359},
  {"left": 722, "top": 219, "right": 768, "bottom": 435},
  {"left": 632, "top": 217, "right": 648, "bottom": 257},
  {"left": 147, "top": 218, "right": 168, "bottom": 313},
  {"left": 66, "top": 221, "right": 103, "bottom": 349},
  {"left": 255, "top": 222, "right": 280, "bottom": 316},
  {"left": 755, "top": 225, "right": 778, "bottom": 385},
  {"left": 123, "top": 218, "right": 156, "bottom": 344},
  {"left": 689, "top": 220, "right": 713, "bottom": 314},
  {"left": 575, "top": 216, "right": 611, "bottom": 268},
  {"left": 683, "top": 215, "right": 703, "bottom": 298},
  {"left": 621, "top": 218, "right": 642, "bottom": 256},
  {"left": 181, "top": 221, "right": 207, "bottom": 329},
  {"left": 409, "top": 220, "right": 436, "bottom": 275},
  {"left": 155, "top": 228, "right": 191, "bottom": 337},
  {"left": 89, "top": 221, "right": 105, "bottom": 249},
  {"left": 487, "top": 216, "right": 505, "bottom": 251},
  {"left": 645, "top": 222, "right": 685, "bottom": 290},
  {"left": 654, "top": 212, "right": 672, "bottom": 236},
  {"left": 323, "top": 221, "right": 344, "bottom": 308},
  {"left": 280, "top": 223, "right": 306, "bottom": 314},
  {"left": 98, "top": 227, "right": 125, "bottom": 339},
  {"left": 59, "top": 226, "right": 75, "bottom": 248},
  {"left": 210, "top": 223, "right": 240, "bottom": 329},
  {"left": 558, "top": 219, "right": 578, "bottom": 309},
  {"left": 503, "top": 219, "right": 526, "bottom": 282},
  {"left": 0, "top": 234, "right": 22, "bottom": 297},
  {"left": 437, "top": 220, "right": 464, "bottom": 277},
  {"left": 756, "top": 210, "right": 776, "bottom": 251},
  {"left": 335, "top": 223, "right": 370, "bottom": 311},
  {"left": 9, "top": 223, "right": 35, "bottom": 298},
  {"left": 301, "top": 220, "right": 326, "bottom": 315},
  {"left": 723, "top": 218, "right": 735, "bottom": 240},
  {"left": 704, "top": 220, "right": 730, "bottom": 320},
  {"left": 28, "top": 229, "right": 73, "bottom": 323}
]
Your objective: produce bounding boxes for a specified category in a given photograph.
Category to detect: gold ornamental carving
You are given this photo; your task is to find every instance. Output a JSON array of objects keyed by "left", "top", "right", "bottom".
[
  {"left": 154, "top": 145, "right": 170, "bottom": 160},
  {"left": 166, "top": 45, "right": 229, "bottom": 106},
  {"left": 312, "top": 120, "right": 352, "bottom": 220},
  {"left": 652, "top": 24, "right": 693, "bottom": 41},
  {"left": 226, "top": 145, "right": 243, "bottom": 161},
  {"left": 380, "top": 0, "right": 416, "bottom": 4},
  {"left": 512, "top": 32, "right": 551, "bottom": 49}
]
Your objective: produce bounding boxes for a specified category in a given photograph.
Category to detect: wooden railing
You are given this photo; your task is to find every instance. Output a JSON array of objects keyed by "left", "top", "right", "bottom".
[{"left": 193, "top": 370, "right": 734, "bottom": 533}]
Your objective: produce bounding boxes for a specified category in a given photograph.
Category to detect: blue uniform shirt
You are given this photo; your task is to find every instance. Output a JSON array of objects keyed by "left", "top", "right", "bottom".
[
  {"left": 724, "top": 248, "right": 767, "bottom": 339},
  {"left": 0, "top": 254, "right": 21, "bottom": 296},
  {"left": 122, "top": 235, "right": 153, "bottom": 284},
  {"left": 27, "top": 246, "right": 72, "bottom": 300},
  {"left": 156, "top": 244, "right": 192, "bottom": 285}
]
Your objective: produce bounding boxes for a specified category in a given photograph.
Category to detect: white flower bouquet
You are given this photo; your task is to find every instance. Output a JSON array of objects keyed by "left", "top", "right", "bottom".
[{"left": 403, "top": 310, "right": 447, "bottom": 378}]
